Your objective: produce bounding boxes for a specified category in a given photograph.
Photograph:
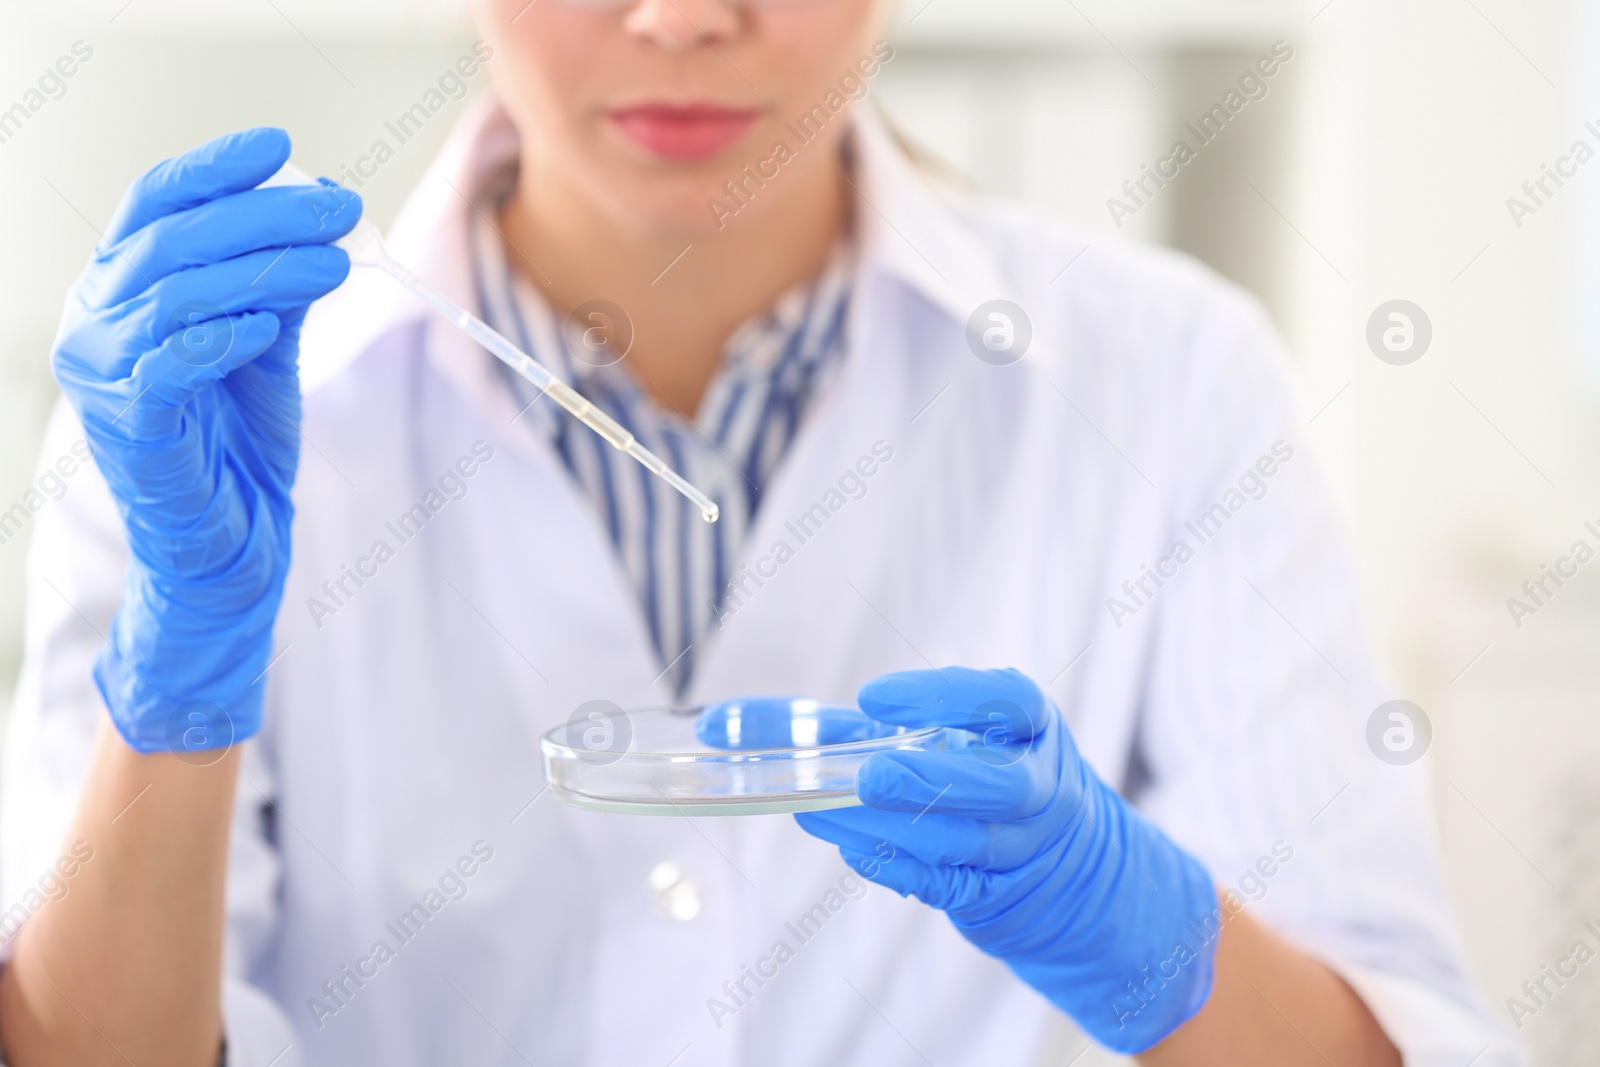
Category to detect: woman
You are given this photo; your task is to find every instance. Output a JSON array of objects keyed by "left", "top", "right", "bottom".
[{"left": 0, "top": 0, "right": 1511, "bottom": 1064}]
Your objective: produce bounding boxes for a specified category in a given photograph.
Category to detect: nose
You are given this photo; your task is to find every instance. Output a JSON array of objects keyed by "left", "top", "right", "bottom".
[{"left": 623, "top": 0, "right": 740, "bottom": 50}]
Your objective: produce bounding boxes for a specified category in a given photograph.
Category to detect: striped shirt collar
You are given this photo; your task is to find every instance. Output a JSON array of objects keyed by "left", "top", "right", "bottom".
[{"left": 464, "top": 152, "right": 857, "bottom": 692}]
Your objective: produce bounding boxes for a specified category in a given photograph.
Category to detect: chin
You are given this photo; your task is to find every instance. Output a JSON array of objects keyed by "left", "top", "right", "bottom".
[{"left": 591, "top": 156, "right": 774, "bottom": 239}]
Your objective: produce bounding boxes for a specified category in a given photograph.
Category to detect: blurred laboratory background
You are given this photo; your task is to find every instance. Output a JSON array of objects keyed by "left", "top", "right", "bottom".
[{"left": 1, "top": 0, "right": 1594, "bottom": 1061}]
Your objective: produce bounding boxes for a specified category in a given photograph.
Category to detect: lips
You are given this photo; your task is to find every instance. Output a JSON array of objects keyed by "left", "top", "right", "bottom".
[{"left": 607, "top": 103, "right": 761, "bottom": 162}]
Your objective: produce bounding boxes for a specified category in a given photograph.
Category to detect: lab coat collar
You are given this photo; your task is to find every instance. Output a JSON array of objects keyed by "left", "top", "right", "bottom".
[
  {"left": 849, "top": 105, "right": 1017, "bottom": 322},
  {"left": 303, "top": 94, "right": 1012, "bottom": 417}
]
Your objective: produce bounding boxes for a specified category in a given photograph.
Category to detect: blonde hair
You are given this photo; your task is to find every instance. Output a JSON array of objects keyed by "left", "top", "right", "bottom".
[{"left": 872, "top": 100, "right": 978, "bottom": 194}]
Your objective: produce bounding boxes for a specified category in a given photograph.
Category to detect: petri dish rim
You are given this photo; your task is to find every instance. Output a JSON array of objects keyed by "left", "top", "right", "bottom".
[
  {"left": 538, "top": 705, "right": 949, "bottom": 816},
  {"left": 537, "top": 709, "right": 945, "bottom": 764},
  {"left": 547, "top": 791, "right": 866, "bottom": 818}
]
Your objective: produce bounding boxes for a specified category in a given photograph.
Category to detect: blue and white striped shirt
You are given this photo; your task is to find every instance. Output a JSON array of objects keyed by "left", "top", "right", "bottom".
[{"left": 467, "top": 197, "right": 854, "bottom": 693}]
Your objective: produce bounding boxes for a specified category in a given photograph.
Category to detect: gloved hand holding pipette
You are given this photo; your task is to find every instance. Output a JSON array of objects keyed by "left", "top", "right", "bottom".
[
  {"left": 54, "top": 125, "right": 721, "bottom": 756},
  {"left": 698, "top": 667, "right": 1222, "bottom": 1054},
  {"left": 50, "top": 127, "right": 360, "bottom": 752}
]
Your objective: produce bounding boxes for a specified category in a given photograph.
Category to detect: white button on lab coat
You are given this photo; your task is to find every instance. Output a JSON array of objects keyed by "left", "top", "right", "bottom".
[{"left": 2, "top": 98, "right": 1517, "bottom": 1067}]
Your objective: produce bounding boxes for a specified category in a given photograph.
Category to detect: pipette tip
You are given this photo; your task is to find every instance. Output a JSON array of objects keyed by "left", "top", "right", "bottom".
[{"left": 701, "top": 504, "right": 720, "bottom": 524}]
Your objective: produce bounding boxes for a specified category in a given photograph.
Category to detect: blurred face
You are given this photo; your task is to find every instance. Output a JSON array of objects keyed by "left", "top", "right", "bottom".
[{"left": 473, "top": 0, "right": 889, "bottom": 235}]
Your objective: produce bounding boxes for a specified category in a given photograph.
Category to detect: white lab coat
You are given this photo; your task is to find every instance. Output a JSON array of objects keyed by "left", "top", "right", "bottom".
[{"left": 2, "top": 98, "right": 1516, "bottom": 1067}]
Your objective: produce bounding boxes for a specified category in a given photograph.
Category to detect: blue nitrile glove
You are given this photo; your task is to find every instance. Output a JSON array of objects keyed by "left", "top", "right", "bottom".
[
  {"left": 697, "top": 668, "right": 1221, "bottom": 1054},
  {"left": 49, "top": 128, "right": 361, "bottom": 753}
]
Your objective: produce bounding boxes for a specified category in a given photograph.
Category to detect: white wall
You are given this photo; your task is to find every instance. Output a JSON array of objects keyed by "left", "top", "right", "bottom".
[{"left": 1290, "top": 5, "right": 1599, "bottom": 1063}]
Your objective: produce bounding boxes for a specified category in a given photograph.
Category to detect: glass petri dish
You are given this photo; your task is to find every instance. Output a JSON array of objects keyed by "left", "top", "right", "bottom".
[{"left": 540, "top": 699, "right": 948, "bottom": 816}]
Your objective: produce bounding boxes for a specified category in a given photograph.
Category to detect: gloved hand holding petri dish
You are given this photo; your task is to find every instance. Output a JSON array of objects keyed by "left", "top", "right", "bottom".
[{"left": 543, "top": 667, "right": 1223, "bottom": 1053}]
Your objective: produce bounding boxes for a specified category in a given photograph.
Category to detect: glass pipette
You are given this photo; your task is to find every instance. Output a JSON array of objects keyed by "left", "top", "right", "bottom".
[
  {"left": 267, "top": 163, "right": 720, "bottom": 524},
  {"left": 353, "top": 230, "right": 719, "bottom": 523}
]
